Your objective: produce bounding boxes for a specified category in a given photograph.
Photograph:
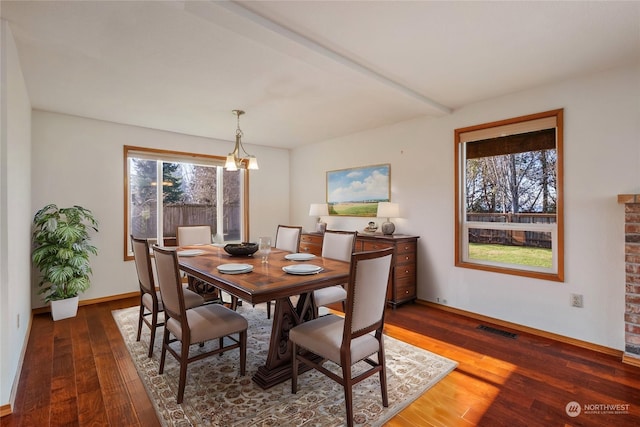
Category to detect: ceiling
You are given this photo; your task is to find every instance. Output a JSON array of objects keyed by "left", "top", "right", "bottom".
[{"left": 2, "top": 1, "right": 639, "bottom": 149}]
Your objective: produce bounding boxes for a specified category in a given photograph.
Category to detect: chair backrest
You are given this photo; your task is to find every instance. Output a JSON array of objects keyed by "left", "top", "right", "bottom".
[
  {"left": 321, "top": 230, "right": 357, "bottom": 262},
  {"left": 152, "top": 246, "right": 186, "bottom": 321},
  {"left": 344, "top": 248, "right": 394, "bottom": 338},
  {"left": 176, "top": 225, "right": 212, "bottom": 246},
  {"left": 274, "top": 225, "right": 302, "bottom": 253},
  {"left": 131, "top": 235, "right": 155, "bottom": 294}
]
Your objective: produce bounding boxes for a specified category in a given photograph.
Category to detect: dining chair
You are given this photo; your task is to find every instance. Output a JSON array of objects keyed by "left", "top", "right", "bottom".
[
  {"left": 152, "top": 245, "right": 248, "bottom": 404},
  {"left": 176, "top": 225, "right": 237, "bottom": 308},
  {"left": 130, "top": 235, "right": 205, "bottom": 358},
  {"left": 266, "top": 224, "right": 303, "bottom": 318},
  {"left": 312, "top": 230, "right": 357, "bottom": 314},
  {"left": 290, "top": 247, "right": 394, "bottom": 427},
  {"left": 274, "top": 224, "right": 303, "bottom": 253},
  {"left": 176, "top": 225, "right": 212, "bottom": 246}
]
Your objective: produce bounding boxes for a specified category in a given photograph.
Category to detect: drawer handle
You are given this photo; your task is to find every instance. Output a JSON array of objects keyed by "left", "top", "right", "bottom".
[
  {"left": 405, "top": 256, "right": 410, "bottom": 260},
  {"left": 405, "top": 290, "right": 409, "bottom": 294},
  {"left": 303, "top": 248, "right": 309, "bottom": 252}
]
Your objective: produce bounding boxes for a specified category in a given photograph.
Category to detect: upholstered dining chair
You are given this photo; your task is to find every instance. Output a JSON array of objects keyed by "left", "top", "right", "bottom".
[
  {"left": 274, "top": 224, "right": 303, "bottom": 253},
  {"left": 176, "top": 225, "right": 212, "bottom": 246},
  {"left": 152, "top": 245, "right": 248, "bottom": 404},
  {"left": 290, "top": 247, "right": 394, "bottom": 427},
  {"left": 265, "top": 224, "right": 303, "bottom": 318},
  {"left": 312, "top": 230, "right": 357, "bottom": 314},
  {"left": 130, "top": 235, "right": 205, "bottom": 358},
  {"left": 176, "top": 225, "right": 237, "bottom": 308}
]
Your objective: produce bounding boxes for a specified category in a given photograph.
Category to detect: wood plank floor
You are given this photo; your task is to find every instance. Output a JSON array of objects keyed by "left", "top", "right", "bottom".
[{"left": 2, "top": 297, "right": 639, "bottom": 426}]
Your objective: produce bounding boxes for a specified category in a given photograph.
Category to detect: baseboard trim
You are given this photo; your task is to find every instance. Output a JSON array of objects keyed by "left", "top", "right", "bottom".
[
  {"left": 417, "top": 300, "right": 622, "bottom": 359},
  {"left": 622, "top": 354, "right": 640, "bottom": 368},
  {"left": 32, "top": 291, "right": 140, "bottom": 315},
  {"left": 0, "top": 404, "right": 12, "bottom": 417}
]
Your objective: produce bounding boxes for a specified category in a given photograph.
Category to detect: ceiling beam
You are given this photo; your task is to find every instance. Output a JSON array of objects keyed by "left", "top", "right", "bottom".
[{"left": 213, "top": 1, "right": 452, "bottom": 115}]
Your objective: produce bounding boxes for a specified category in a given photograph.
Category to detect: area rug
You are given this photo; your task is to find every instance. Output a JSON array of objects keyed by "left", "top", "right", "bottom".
[{"left": 113, "top": 304, "right": 457, "bottom": 426}]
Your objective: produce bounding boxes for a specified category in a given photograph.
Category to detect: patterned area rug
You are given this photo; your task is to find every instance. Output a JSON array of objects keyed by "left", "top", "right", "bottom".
[{"left": 113, "top": 304, "right": 457, "bottom": 426}]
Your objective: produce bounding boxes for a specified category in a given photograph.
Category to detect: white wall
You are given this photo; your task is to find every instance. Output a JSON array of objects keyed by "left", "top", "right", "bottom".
[
  {"left": 291, "top": 63, "right": 640, "bottom": 350},
  {"left": 0, "top": 20, "right": 33, "bottom": 410},
  {"left": 30, "top": 111, "right": 290, "bottom": 306}
]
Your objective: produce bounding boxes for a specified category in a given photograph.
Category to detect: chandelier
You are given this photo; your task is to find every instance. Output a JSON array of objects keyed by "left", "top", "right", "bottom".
[{"left": 225, "top": 109, "right": 259, "bottom": 171}]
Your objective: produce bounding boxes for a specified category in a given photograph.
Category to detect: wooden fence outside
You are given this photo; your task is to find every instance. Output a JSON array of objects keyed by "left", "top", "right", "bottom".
[
  {"left": 131, "top": 203, "right": 241, "bottom": 241},
  {"left": 467, "top": 212, "right": 555, "bottom": 248}
]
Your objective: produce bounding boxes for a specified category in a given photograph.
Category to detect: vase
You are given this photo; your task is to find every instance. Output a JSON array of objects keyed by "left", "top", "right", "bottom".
[{"left": 51, "top": 296, "right": 79, "bottom": 321}]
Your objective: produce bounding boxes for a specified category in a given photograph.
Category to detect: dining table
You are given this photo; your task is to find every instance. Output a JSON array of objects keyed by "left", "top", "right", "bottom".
[{"left": 177, "top": 244, "right": 350, "bottom": 389}]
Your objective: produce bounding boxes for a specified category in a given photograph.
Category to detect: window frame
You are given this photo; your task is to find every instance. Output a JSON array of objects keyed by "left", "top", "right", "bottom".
[
  {"left": 123, "top": 145, "right": 250, "bottom": 261},
  {"left": 454, "top": 109, "right": 564, "bottom": 282}
]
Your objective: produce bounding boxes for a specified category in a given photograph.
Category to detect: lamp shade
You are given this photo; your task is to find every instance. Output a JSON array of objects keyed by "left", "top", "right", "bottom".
[
  {"left": 377, "top": 202, "right": 399, "bottom": 218},
  {"left": 309, "top": 203, "right": 329, "bottom": 216}
]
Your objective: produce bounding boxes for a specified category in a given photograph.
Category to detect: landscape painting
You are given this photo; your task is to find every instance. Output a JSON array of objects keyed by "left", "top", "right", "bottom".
[{"left": 326, "top": 164, "right": 390, "bottom": 216}]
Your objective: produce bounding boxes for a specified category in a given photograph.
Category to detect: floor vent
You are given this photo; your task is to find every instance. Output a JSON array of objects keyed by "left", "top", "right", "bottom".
[{"left": 477, "top": 324, "right": 518, "bottom": 339}]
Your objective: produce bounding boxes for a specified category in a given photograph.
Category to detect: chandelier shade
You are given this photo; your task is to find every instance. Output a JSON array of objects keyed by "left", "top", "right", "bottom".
[{"left": 225, "top": 110, "right": 259, "bottom": 171}]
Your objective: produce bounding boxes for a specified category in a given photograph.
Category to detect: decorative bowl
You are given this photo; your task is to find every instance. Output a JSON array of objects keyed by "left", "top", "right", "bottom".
[{"left": 224, "top": 242, "right": 259, "bottom": 256}]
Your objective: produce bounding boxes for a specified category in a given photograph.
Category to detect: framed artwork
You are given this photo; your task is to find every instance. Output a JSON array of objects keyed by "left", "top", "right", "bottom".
[{"left": 326, "top": 164, "right": 390, "bottom": 216}]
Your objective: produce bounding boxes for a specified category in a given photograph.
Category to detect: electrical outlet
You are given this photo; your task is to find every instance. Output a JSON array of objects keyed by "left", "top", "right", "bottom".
[{"left": 570, "top": 293, "right": 584, "bottom": 308}]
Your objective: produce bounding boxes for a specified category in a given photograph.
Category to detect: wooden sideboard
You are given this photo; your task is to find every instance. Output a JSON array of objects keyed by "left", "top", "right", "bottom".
[{"left": 300, "top": 232, "right": 419, "bottom": 308}]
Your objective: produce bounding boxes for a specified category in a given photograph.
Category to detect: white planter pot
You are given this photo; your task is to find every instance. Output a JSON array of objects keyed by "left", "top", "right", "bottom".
[{"left": 51, "top": 296, "right": 79, "bottom": 321}]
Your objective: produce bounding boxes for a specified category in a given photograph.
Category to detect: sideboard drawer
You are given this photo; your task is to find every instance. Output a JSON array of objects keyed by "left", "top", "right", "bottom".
[
  {"left": 396, "top": 251, "right": 416, "bottom": 265},
  {"left": 395, "top": 278, "right": 416, "bottom": 301},
  {"left": 361, "top": 241, "right": 394, "bottom": 252},
  {"left": 397, "top": 242, "right": 416, "bottom": 255},
  {"left": 301, "top": 234, "right": 323, "bottom": 245},
  {"left": 395, "top": 263, "right": 416, "bottom": 280},
  {"left": 299, "top": 233, "right": 323, "bottom": 256}
]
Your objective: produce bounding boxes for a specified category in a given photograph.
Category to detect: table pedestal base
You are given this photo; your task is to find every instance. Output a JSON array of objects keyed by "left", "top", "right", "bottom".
[{"left": 251, "top": 293, "right": 318, "bottom": 389}]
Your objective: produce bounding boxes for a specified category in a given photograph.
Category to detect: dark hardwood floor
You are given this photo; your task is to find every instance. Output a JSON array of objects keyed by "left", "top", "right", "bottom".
[{"left": 2, "top": 297, "right": 639, "bottom": 426}]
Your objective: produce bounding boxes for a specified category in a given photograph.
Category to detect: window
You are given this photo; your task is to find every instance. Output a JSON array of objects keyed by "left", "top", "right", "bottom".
[
  {"left": 455, "top": 109, "right": 564, "bottom": 281},
  {"left": 124, "top": 146, "right": 249, "bottom": 260}
]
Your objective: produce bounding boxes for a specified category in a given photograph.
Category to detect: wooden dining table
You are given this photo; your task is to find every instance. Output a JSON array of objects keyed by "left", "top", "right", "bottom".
[{"left": 177, "top": 245, "right": 350, "bottom": 389}]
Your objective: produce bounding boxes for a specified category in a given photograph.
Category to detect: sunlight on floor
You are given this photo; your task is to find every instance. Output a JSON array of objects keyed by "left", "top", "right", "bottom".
[{"left": 382, "top": 322, "right": 517, "bottom": 425}]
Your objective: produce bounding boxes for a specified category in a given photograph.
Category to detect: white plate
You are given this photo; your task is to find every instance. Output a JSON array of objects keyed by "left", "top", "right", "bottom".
[
  {"left": 217, "top": 263, "right": 252, "bottom": 273},
  {"left": 218, "top": 266, "right": 253, "bottom": 275},
  {"left": 177, "top": 249, "right": 205, "bottom": 257},
  {"left": 282, "top": 264, "right": 323, "bottom": 275},
  {"left": 285, "top": 253, "right": 316, "bottom": 261}
]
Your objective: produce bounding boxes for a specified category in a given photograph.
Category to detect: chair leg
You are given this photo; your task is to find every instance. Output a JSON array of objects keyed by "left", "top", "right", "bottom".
[
  {"left": 159, "top": 327, "right": 169, "bottom": 374},
  {"left": 136, "top": 303, "right": 144, "bottom": 342},
  {"left": 148, "top": 310, "right": 158, "bottom": 358},
  {"left": 342, "top": 363, "right": 354, "bottom": 427},
  {"left": 239, "top": 330, "right": 247, "bottom": 376},
  {"left": 291, "top": 342, "right": 298, "bottom": 394},
  {"left": 267, "top": 301, "right": 271, "bottom": 319},
  {"left": 378, "top": 345, "right": 389, "bottom": 407},
  {"left": 177, "top": 340, "right": 189, "bottom": 404}
]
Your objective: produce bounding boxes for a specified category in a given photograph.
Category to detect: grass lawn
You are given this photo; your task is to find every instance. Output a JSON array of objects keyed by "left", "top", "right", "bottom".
[
  {"left": 469, "top": 243, "right": 552, "bottom": 268},
  {"left": 328, "top": 202, "right": 378, "bottom": 216}
]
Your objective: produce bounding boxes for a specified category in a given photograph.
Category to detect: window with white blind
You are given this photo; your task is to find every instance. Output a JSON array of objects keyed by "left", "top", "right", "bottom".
[
  {"left": 454, "top": 109, "right": 564, "bottom": 281},
  {"left": 123, "top": 146, "right": 249, "bottom": 260}
]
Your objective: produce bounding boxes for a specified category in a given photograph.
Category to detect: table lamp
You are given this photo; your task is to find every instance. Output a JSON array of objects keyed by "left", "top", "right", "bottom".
[
  {"left": 309, "top": 203, "right": 329, "bottom": 233},
  {"left": 377, "top": 202, "right": 400, "bottom": 235}
]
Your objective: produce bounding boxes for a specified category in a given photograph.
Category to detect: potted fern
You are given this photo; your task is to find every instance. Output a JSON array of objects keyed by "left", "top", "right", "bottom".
[{"left": 32, "top": 204, "right": 99, "bottom": 320}]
